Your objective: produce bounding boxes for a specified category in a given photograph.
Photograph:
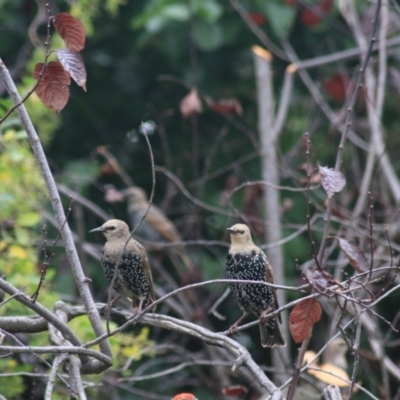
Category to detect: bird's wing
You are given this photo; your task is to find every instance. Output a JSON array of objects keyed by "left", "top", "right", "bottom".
[
  {"left": 263, "top": 258, "right": 282, "bottom": 323},
  {"left": 145, "top": 206, "right": 182, "bottom": 243},
  {"left": 136, "top": 242, "right": 156, "bottom": 303}
]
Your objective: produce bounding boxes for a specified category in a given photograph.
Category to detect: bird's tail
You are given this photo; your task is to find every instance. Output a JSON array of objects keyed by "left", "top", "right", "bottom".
[{"left": 259, "top": 318, "right": 286, "bottom": 348}]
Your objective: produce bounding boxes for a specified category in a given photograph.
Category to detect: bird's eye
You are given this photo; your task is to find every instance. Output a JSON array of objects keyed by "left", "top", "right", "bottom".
[
  {"left": 238, "top": 230, "right": 245, "bottom": 234},
  {"left": 108, "top": 226, "right": 116, "bottom": 231}
]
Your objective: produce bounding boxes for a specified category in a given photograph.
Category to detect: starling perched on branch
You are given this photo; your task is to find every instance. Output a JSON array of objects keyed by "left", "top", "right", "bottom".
[
  {"left": 226, "top": 223, "right": 285, "bottom": 348},
  {"left": 123, "top": 186, "right": 195, "bottom": 272},
  {"left": 90, "top": 219, "right": 156, "bottom": 311}
]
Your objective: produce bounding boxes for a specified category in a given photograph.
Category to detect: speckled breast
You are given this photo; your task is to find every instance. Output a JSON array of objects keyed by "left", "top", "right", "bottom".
[{"left": 226, "top": 251, "right": 274, "bottom": 315}]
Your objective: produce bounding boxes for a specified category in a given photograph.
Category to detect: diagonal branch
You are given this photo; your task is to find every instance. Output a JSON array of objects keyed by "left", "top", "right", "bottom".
[{"left": 0, "top": 59, "right": 112, "bottom": 374}]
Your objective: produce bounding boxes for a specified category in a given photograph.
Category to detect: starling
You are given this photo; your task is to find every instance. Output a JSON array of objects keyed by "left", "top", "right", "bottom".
[
  {"left": 123, "top": 186, "right": 195, "bottom": 272},
  {"left": 90, "top": 219, "right": 156, "bottom": 311},
  {"left": 226, "top": 223, "right": 285, "bottom": 347}
]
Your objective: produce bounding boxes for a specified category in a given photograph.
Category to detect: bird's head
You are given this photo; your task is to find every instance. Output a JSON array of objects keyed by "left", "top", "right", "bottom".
[
  {"left": 123, "top": 186, "right": 148, "bottom": 205},
  {"left": 227, "top": 223, "right": 254, "bottom": 247},
  {"left": 89, "top": 219, "right": 130, "bottom": 241}
]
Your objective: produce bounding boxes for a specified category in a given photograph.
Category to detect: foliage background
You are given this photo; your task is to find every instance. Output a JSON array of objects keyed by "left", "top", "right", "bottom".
[{"left": 1, "top": 0, "right": 400, "bottom": 399}]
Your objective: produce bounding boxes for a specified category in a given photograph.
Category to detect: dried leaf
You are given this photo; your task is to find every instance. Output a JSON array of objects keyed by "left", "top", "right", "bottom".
[
  {"left": 104, "top": 187, "right": 124, "bottom": 203},
  {"left": 318, "top": 165, "right": 346, "bottom": 198},
  {"left": 33, "top": 61, "right": 70, "bottom": 112},
  {"left": 210, "top": 98, "right": 243, "bottom": 115},
  {"left": 53, "top": 12, "right": 85, "bottom": 52},
  {"left": 303, "top": 350, "right": 318, "bottom": 366},
  {"left": 56, "top": 49, "right": 87, "bottom": 90},
  {"left": 180, "top": 88, "right": 202, "bottom": 118},
  {"left": 308, "top": 363, "right": 350, "bottom": 387},
  {"left": 338, "top": 238, "right": 369, "bottom": 272},
  {"left": 304, "top": 266, "right": 332, "bottom": 292},
  {"left": 289, "top": 298, "right": 322, "bottom": 343},
  {"left": 222, "top": 385, "right": 248, "bottom": 396}
]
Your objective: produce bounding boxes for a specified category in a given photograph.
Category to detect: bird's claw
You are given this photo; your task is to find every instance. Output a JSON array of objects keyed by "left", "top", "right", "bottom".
[
  {"left": 260, "top": 307, "right": 272, "bottom": 324},
  {"left": 228, "top": 324, "right": 241, "bottom": 337}
]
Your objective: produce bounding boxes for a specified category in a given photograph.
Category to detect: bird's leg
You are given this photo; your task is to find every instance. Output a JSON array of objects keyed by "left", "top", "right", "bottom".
[
  {"left": 102, "top": 295, "right": 121, "bottom": 316},
  {"left": 128, "top": 298, "right": 144, "bottom": 319},
  {"left": 228, "top": 312, "right": 249, "bottom": 337},
  {"left": 259, "top": 307, "right": 273, "bottom": 324},
  {"left": 137, "top": 297, "right": 145, "bottom": 313}
]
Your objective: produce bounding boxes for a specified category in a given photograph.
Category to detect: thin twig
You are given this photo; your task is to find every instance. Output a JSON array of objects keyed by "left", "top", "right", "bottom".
[
  {"left": 106, "top": 128, "right": 156, "bottom": 333},
  {"left": 0, "top": 5, "right": 53, "bottom": 126},
  {"left": 44, "top": 354, "right": 68, "bottom": 400},
  {"left": 0, "top": 57, "right": 113, "bottom": 373},
  {"left": 318, "top": 0, "right": 382, "bottom": 262},
  {"left": 96, "top": 146, "right": 134, "bottom": 187},
  {"left": 32, "top": 197, "right": 74, "bottom": 302}
]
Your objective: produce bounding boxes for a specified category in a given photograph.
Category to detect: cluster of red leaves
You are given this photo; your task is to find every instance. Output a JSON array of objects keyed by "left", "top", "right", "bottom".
[
  {"left": 290, "top": 0, "right": 334, "bottom": 27},
  {"left": 34, "top": 13, "right": 87, "bottom": 112}
]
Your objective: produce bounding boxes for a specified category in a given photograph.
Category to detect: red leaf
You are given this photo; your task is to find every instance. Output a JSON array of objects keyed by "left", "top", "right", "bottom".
[
  {"left": 172, "top": 394, "right": 197, "bottom": 400},
  {"left": 323, "top": 73, "right": 350, "bottom": 101},
  {"left": 222, "top": 385, "right": 248, "bottom": 396},
  {"left": 300, "top": 8, "right": 321, "bottom": 27},
  {"left": 33, "top": 61, "right": 70, "bottom": 112},
  {"left": 304, "top": 266, "right": 332, "bottom": 292},
  {"left": 320, "top": 0, "right": 333, "bottom": 13},
  {"left": 289, "top": 298, "right": 322, "bottom": 343},
  {"left": 180, "top": 88, "right": 202, "bottom": 118},
  {"left": 318, "top": 165, "right": 346, "bottom": 198},
  {"left": 248, "top": 12, "right": 266, "bottom": 26},
  {"left": 210, "top": 99, "right": 243, "bottom": 115},
  {"left": 56, "top": 49, "right": 87, "bottom": 90},
  {"left": 53, "top": 12, "right": 85, "bottom": 52},
  {"left": 338, "top": 238, "right": 369, "bottom": 273}
]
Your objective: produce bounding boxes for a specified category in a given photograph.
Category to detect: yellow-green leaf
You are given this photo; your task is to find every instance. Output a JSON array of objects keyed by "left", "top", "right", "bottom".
[{"left": 17, "top": 212, "right": 41, "bottom": 227}]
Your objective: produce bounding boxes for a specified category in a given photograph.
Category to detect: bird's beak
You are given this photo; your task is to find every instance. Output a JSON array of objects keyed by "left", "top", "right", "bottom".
[
  {"left": 227, "top": 227, "right": 236, "bottom": 233},
  {"left": 89, "top": 226, "right": 104, "bottom": 233}
]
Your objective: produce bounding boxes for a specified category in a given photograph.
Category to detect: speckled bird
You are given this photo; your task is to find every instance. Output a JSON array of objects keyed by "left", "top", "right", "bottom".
[
  {"left": 123, "top": 186, "right": 195, "bottom": 272},
  {"left": 226, "top": 223, "right": 285, "bottom": 347},
  {"left": 90, "top": 219, "right": 156, "bottom": 311}
]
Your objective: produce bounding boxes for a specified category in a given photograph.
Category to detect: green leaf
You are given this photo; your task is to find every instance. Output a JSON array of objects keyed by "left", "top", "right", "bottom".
[
  {"left": 193, "top": 0, "right": 223, "bottom": 22},
  {"left": 162, "top": 4, "right": 190, "bottom": 20},
  {"left": 61, "top": 159, "right": 100, "bottom": 190},
  {"left": 16, "top": 212, "right": 41, "bottom": 227},
  {"left": 265, "top": 2, "right": 295, "bottom": 39},
  {"left": 193, "top": 21, "right": 224, "bottom": 51}
]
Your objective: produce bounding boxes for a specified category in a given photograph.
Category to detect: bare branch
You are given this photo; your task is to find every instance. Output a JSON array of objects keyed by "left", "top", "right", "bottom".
[{"left": 0, "top": 58, "right": 112, "bottom": 373}]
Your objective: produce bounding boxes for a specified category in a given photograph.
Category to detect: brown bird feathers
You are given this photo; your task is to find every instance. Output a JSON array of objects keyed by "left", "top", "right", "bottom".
[
  {"left": 90, "top": 219, "right": 155, "bottom": 311},
  {"left": 226, "top": 223, "right": 285, "bottom": 348}
]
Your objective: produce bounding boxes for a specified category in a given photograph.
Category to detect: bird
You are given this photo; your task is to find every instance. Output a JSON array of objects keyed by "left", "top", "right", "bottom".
[
  {"left": 226, "top": 223, "right": 285, "bottom": 348},
  {"left": 172, "top": 394, "right": 198, "bottom": 400},
  {"left": 89, "top": 219, "right": 156, "bottom": 312},
  {"left": 123, "top": 186, "right": 195, "bottom": 273}
]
